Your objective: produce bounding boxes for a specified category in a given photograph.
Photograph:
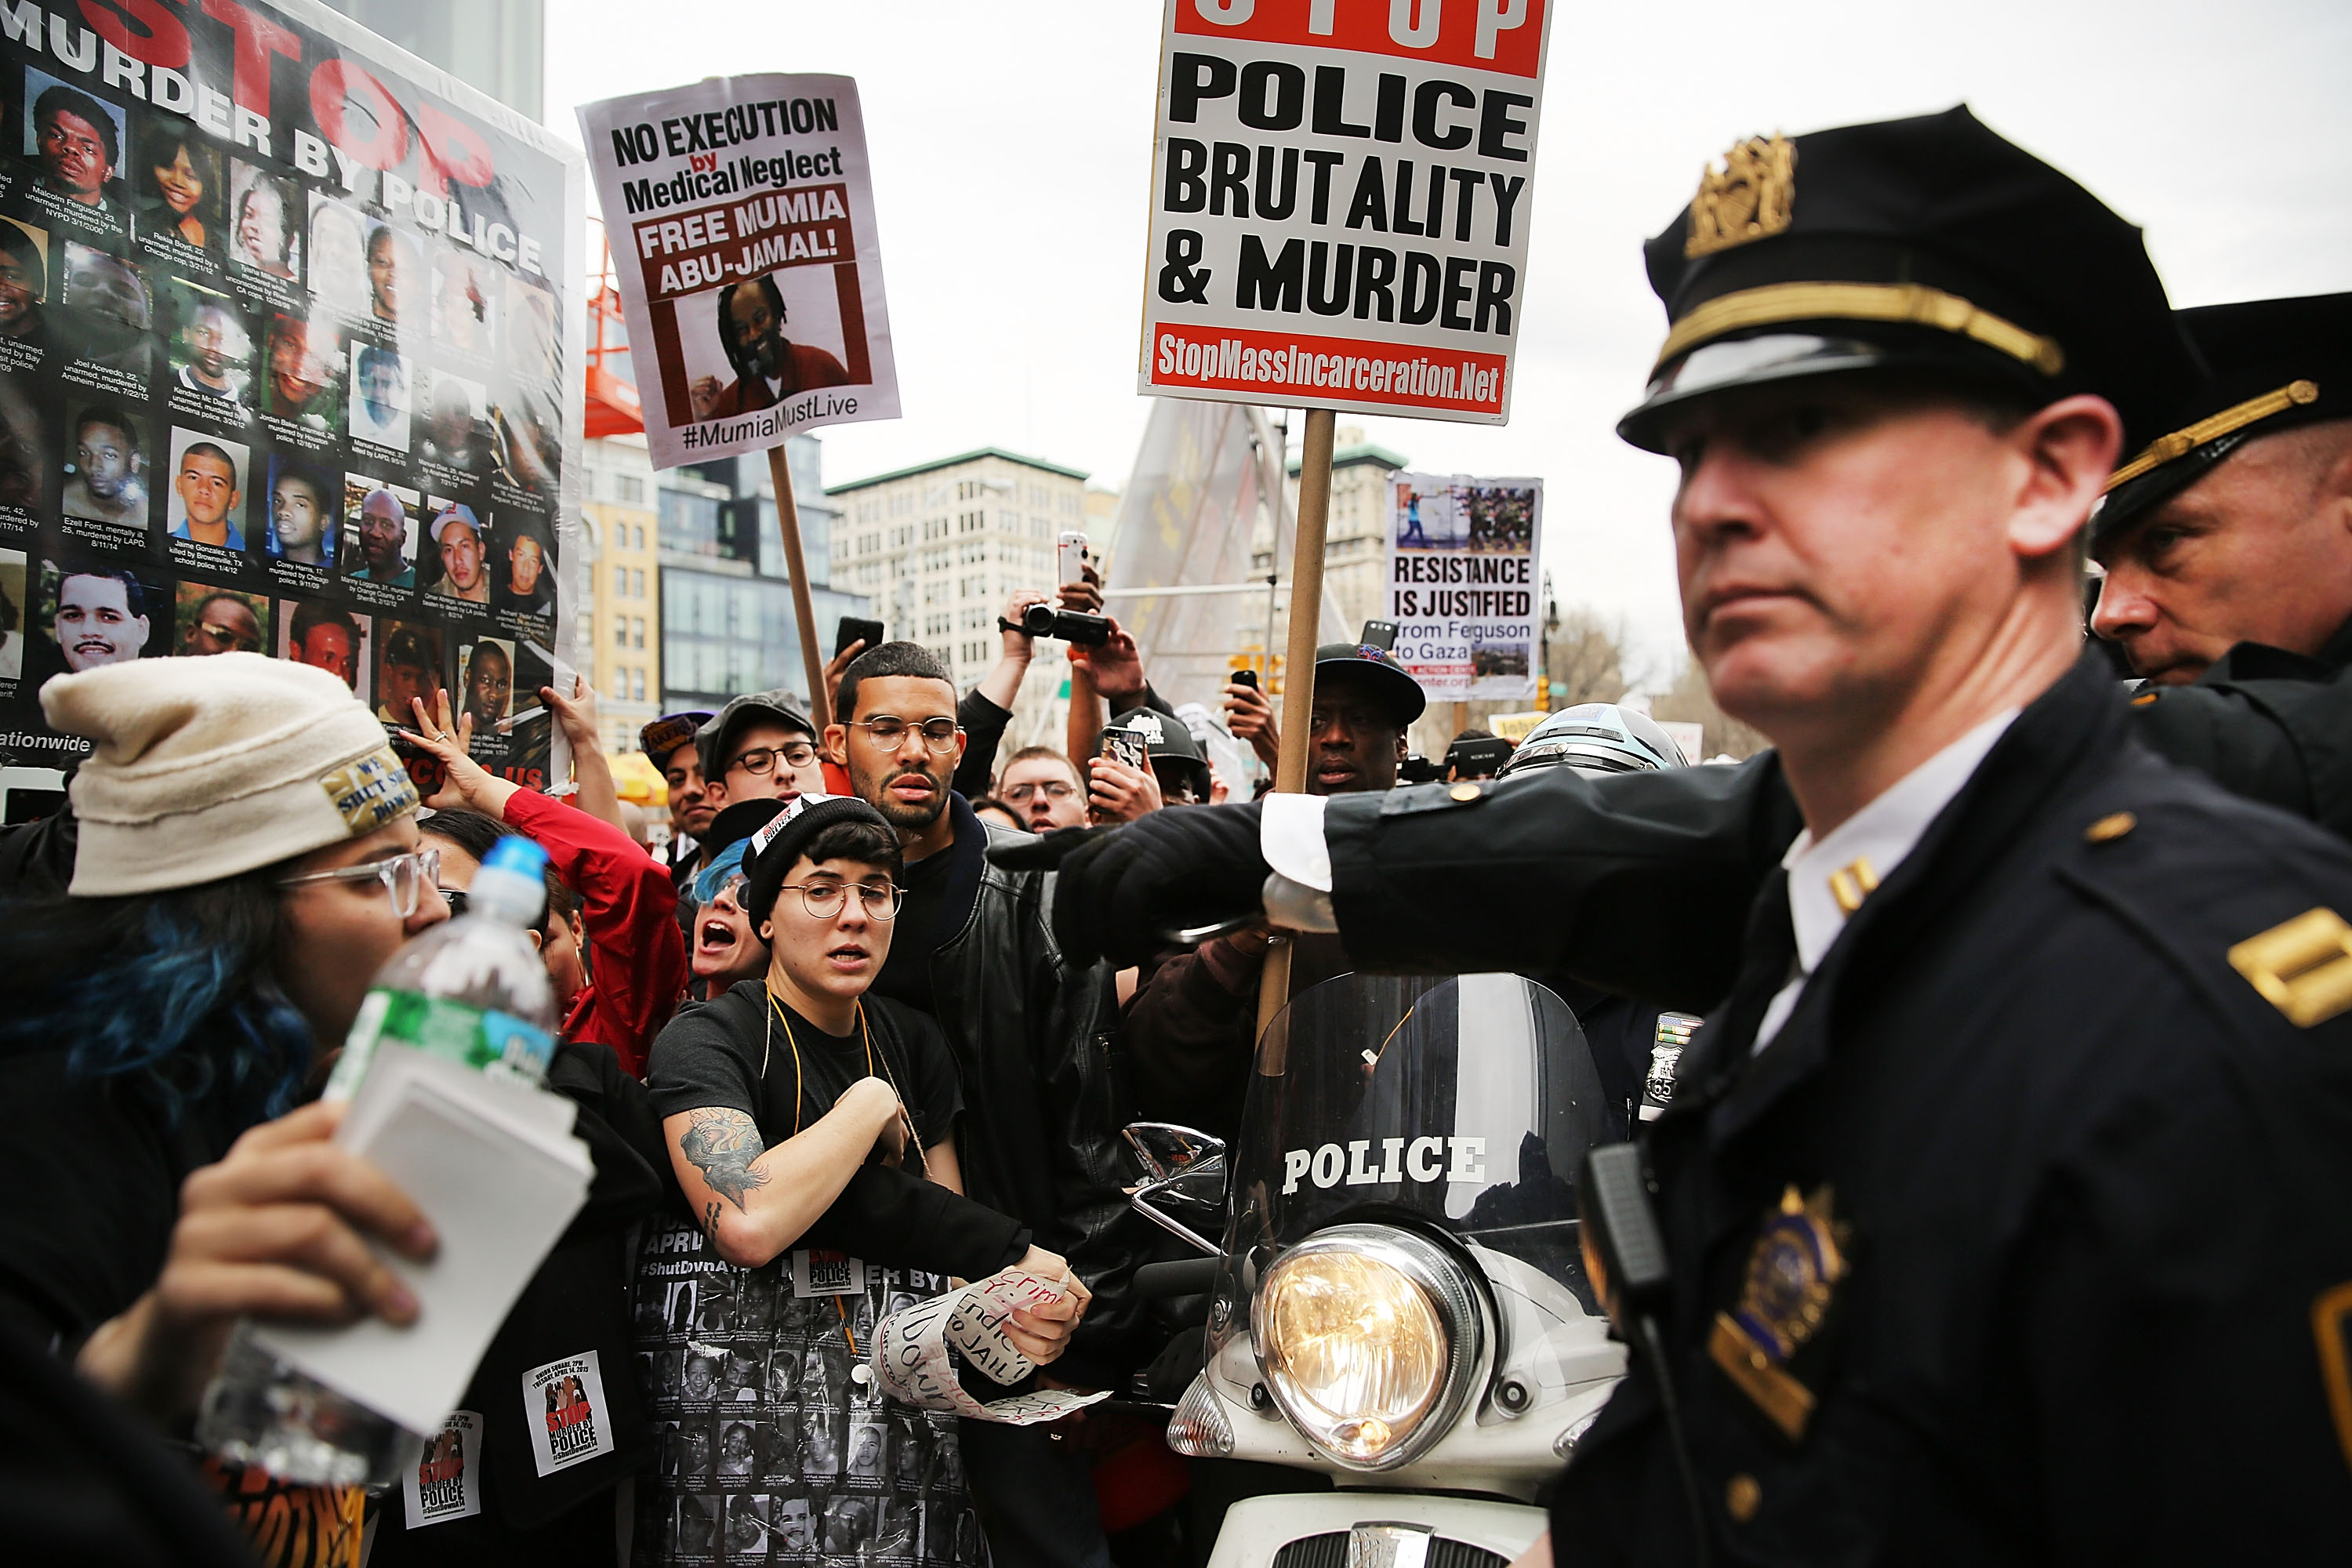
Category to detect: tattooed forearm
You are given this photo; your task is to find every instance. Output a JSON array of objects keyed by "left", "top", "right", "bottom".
[
  {"left": 681, "top": 1109, "right": 770, "bottom": 1209},
  {"left": 703, "top": 1201, "right": 723, "bottom": 1247}
]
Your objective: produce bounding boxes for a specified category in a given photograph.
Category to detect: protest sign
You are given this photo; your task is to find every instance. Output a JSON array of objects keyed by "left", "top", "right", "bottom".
[
  {"left": 1138, "top": 0, "right": 1552, "bottom": 423},
  {"left": 0, "top": 0, "right": 586, "bottom": 796},
  {"left": 577, "top": 77, "right": 899, "bottom": 470},
  {"left": 1385, "top": 470, "right": 1542, "bottom": 701}
]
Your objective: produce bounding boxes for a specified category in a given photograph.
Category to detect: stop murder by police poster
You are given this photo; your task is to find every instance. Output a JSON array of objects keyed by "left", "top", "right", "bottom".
[
  {"left": 1138, "top": 0, "right": 1552, "bottom": 423},
  {"left": 0, "top": 0, "right": 587, "bottom": 795},
  {"left": 577, "top": 77, "right": 900, "bottom": 470},
  {"left": 1386, "top": 470, "right": 1541, "bottom": 700}
]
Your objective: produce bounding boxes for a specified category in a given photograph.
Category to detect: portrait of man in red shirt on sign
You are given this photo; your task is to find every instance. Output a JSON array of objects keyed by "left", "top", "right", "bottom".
[{"left": 687, "top": 274, "right": 849, "bottom": 419}]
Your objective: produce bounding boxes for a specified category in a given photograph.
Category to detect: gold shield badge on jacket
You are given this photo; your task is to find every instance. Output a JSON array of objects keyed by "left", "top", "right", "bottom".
[{"left": 1710, "top": 1184, "right": 1847, "bottom": 1440}]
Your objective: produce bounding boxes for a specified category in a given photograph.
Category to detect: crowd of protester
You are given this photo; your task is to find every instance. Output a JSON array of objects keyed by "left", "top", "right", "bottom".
[{"left": 0, "top": 564, "right": 1496, "bottom": 1568}]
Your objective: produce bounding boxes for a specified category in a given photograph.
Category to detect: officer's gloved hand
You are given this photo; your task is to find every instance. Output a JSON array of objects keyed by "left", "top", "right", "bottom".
[{"left": 985, "top": 804, "right": 1269, "bottom": 967}]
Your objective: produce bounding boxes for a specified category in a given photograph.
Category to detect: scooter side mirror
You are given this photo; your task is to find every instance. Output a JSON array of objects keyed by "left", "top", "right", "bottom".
[
  {"left": 1123, "top": 1122, "right": 1227, "bottom": 1182},
  {"left": 1131, "top": 1157, "right": 1228, "bottom": 1256}
]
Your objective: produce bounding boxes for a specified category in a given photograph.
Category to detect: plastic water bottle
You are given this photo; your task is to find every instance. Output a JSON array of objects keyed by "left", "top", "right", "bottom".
[{"left": 197, "top": 837, "right": 560, "bottom": 1486}]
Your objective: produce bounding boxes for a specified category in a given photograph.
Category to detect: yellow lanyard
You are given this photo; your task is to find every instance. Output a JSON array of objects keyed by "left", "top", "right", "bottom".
[{"left": 763, "top": 986, "right": 923, "bottom": 1174}]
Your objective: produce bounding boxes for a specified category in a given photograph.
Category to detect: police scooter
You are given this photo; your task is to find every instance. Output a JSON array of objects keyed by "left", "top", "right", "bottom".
[{"left": 1127, "top": 972, "right": 1624, "bottom": 1568}]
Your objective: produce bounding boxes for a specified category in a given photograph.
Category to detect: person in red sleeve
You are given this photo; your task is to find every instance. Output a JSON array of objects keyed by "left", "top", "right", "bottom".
[{"left": 400, "top": 688, "right": 690, "bottom": 1077}]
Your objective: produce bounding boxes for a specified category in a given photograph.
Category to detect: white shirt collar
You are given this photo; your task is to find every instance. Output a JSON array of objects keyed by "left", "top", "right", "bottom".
[{"left": 1780, "top": 707, "right": 2019, "bottom": 976}]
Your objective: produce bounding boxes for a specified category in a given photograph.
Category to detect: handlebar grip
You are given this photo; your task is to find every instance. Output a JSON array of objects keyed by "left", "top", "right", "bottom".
[{"left": 1134, "top": 1258, "right": 1221, "bottom": 1299}]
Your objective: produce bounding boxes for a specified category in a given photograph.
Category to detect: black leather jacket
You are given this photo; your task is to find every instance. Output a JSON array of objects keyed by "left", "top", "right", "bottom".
[{"left": 924, "top": 807, "right": 1148, "bottom": 1388}]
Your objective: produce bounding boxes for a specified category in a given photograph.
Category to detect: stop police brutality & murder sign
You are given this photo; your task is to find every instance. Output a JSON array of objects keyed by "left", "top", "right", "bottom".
[{"left": 1139, "top": 0, "right": 1552, "bottom": 424}]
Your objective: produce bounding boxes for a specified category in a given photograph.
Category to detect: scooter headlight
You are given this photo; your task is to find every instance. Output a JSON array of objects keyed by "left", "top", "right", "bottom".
[{"left": 1252, "top": 1225, "right": 1488, "bottom": 1470}]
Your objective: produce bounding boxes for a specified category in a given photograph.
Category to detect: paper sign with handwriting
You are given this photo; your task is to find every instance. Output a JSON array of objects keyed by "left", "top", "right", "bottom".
[{"left": 870, "top": 1268, "right": 1109, "bottom": 1426}]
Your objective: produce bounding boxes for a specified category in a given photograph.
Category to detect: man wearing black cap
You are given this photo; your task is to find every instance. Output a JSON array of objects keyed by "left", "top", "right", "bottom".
[
  {"left": 2092, "top": 292, "right": 2352, "bottom": 837},
  {"left": 1017, "top": 108, "right": 2352, "bottom": 1555},
  {"left": 698, "top": 688, "right": 826, "bottom": 810},
  {"left": 642, "top": 709, "right": 716, "bottom": 894}
]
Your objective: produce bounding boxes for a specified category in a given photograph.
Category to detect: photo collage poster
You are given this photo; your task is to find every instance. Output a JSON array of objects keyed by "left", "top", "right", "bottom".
[
  {"left": 0, "top": 0, "right": 586, "bottom": 797},
  {"left": 632, "top": 1217, "right": 983, "bottom": 1567}
]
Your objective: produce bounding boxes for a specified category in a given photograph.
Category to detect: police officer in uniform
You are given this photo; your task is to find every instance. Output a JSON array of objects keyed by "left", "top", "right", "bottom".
[
  {"left": 2092, "top": 292, "right": 2352, "bottom": 837},
  {"left": 1014, "top": 107, "right": 2352, "bottom": 1557}
]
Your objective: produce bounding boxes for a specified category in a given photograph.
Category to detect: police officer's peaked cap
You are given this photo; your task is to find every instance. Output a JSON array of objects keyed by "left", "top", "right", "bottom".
[
  {"left": 2094, "top": 292, "right": 2352, "bottom": 546},
  {"left": 1312, "top": 641, "right": 1426, "bottom": 726},
  {"left": 1617, "top": 106, "right": 2198, "bottom": 455}
]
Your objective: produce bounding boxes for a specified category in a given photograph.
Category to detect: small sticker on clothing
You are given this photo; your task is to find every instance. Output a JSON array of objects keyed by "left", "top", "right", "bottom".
[
  {"left": 793, "top": 1248, "right": 865, "bottom": 1297},
  {"left": 402, "top": 1409, "right": 484, "bottom": 1527},
  {"left": 524, "top": 1349, "right": 615, "bottom": 1476}
]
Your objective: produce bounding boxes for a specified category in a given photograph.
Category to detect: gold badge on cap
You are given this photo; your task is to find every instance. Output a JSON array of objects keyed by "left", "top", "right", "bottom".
[
  {"left": 1709, "top": 1184, "right": 1848, "bottom": 1440},
  {"left": 321, "top": 746, "right": 420, "bottom": 834},
  {"left": 1686, "top": 134, "right": 1797, "bottom": 258}
]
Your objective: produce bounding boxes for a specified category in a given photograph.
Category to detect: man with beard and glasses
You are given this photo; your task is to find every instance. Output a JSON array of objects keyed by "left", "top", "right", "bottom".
[
  {"left": 825, "top": 641, "right": 1140, "bottom": 1568},
  {"left": 686, "top": 275, "right": 850, "bottom": 421},
  {"left": 60, "top": 408, "right": 143, "bottom": 528}
]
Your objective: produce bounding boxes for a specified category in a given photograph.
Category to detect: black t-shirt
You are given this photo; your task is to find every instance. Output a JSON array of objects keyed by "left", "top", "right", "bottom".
[
  {"left": 871, "top": 846, "right": 953, "bottom": 1016},
  {"left": 648, "top": 981, "right": 961, "bottom": 1154},
  {"left": 0, "top": 1047, "right": 239, "bottom": 1352}
]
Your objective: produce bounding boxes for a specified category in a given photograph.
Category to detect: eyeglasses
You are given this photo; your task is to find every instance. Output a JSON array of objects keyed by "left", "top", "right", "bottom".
[
  {"left": 728, "top": 742, "right": 817, "bottom": 777},
  {"left": 775, "top": 880, "right": 904, "bottom": 920},
  {"left": 1001, "top": 779, "right": 1076, "bottom": 804},
  {"left": 278, "top": 848, "right": 441, "bottom": 918},
  {"left": 849, "top": 717, "right": 960, "bottom": 754},
  {"left": 440, "top": 886, "right": 470, "bottom": 917}
]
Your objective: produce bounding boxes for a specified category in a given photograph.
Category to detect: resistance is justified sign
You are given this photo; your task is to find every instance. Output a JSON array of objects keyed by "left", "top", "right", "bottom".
[
  {"left": 1138, "top": 0, "right": 1552, "bottom": 424},
  {"left": 1385, "top": 469, "right": 1541, "bottom": 700},
  {"left": 578, "top": 75, "right": 899, "bottom": 469}
]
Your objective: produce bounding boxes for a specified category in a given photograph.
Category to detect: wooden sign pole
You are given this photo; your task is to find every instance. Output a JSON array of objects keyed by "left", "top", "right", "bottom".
[
  {"left": 1255, "top": 407, "right": 1338, "bottom": 1041},
  {"left": 764, "top": 443, "right": 833, "bottom": 730}
]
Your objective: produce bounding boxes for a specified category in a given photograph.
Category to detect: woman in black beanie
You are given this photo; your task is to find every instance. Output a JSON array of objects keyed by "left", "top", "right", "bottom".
[{"left": 632, "top": 793, "right": 1087, "bottom": 1568}]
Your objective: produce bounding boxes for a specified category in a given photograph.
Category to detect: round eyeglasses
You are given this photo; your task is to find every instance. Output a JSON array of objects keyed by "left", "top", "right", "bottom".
[
  {"left": 278, "top": 847, "right": 442, "bottom": 919},
  {"left": 728, "top": 742, "right": 818, "bottom": 778},
  {"left": 849, "top": 717, "right": 960, "bottom": 754},
  {"left": 775, "top": 880, "right": 905, "bottom": 920}
]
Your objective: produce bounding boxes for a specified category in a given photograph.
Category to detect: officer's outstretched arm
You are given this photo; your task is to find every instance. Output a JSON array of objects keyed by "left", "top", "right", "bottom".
[
  {"left": 996, "top": 756, "right": 1799, "bottom": 1010},
  {"left": 1323, "top": 755, "right": 1800, "bottom": 1010}
]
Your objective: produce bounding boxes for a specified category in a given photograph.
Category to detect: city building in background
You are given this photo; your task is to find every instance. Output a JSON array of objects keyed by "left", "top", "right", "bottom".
[
  {"left": 580, "top": 437, "right": 662, "bottom": 753},
  {"left": 828, "top": 448, "right": 1091, "bottom": 685},
  {"left": 320, "top": 0, "right": 544, "bottom": 117},
  {"left": 1283, "top": 427, "right": 1409, "bottom": 636},
  {"left": 661, "top": 437, "right": 873, "bottom": 715}
]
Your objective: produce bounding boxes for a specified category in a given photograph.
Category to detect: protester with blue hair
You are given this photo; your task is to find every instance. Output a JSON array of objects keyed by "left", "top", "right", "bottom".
[
  {"left": 684, "top": 797, "right": 793, "bottom": 1000},
  {"left": 0, "top": 653, "right": 447, "bottom": 1544}
]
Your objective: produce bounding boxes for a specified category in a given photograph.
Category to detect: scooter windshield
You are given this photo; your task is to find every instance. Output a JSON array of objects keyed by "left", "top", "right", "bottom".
[{"left": 1225, "top": 972, "right": 1608, "bottom": 1301}]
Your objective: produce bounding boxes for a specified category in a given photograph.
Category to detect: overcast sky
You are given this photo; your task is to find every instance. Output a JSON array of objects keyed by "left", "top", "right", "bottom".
[{"left": 545, "top": 0, "right": 2352, "bottom": 672}]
